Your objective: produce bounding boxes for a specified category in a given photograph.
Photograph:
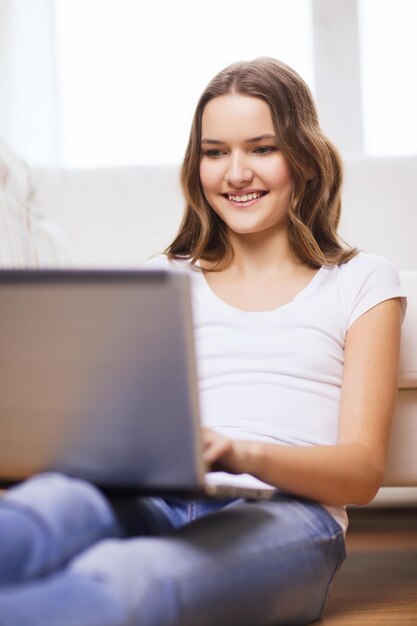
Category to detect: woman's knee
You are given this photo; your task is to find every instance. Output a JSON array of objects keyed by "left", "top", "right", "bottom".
[
  {"left": 0, "top": 473, "right": 121, "bottom": 582},
  {"left": 3, "top": 472, "right": 115, "bottom": 528}
]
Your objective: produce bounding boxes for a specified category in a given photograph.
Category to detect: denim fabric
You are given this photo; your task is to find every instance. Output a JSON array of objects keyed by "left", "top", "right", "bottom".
[{"left": 0, "top": 472, "right": 346, "bottom": 626}]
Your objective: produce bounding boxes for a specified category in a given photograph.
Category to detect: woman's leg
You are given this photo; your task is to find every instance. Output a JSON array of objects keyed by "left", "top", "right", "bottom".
[
  {"left": 0, "top": 473, "right": 179, "bottom": 585},
  {"left": 0, "top": 494, "right": 346, "bottom": 626},
  {"left": 0, "top": 472, "right": 122, "bottom": 584}
]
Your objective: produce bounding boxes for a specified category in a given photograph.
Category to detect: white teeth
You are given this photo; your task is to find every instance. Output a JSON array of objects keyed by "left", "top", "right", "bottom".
[{"left": 228, "top": 192, "right": 263, "bottom": 202}]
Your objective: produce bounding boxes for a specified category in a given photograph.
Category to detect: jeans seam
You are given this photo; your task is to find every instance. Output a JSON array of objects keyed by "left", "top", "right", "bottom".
[
  {"left": 187, "top": 501, "right": 195, "bottom": 523},
  {"left": 316, "top": 535, "right": 347, "bottom": 620}
]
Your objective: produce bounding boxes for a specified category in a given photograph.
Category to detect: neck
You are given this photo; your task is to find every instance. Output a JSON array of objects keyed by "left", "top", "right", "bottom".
[{"left": 225, "top": 226, "right": 301, "bottom": 278}]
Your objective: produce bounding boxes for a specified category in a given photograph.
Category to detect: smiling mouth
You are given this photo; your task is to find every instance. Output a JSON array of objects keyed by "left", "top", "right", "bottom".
[{"left": 223, "top": 191, "right": 268, "bottom": 203}]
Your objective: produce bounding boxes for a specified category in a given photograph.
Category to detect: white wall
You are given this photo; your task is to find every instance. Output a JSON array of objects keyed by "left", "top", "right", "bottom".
[
  {"left": 2, "top": 0, "right": 417, "bottom": 167},
  {"left": 0, "top": 0, "right": 59, "bottom": 166}
]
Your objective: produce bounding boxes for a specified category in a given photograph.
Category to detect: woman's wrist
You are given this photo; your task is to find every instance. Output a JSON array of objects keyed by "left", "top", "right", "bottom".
[{"left": 240, "top": 440, "right": 265, "bottom": 476}]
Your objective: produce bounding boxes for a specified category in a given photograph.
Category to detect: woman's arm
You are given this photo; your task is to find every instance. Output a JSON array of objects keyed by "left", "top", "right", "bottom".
[{"left": 203, "top": 297, "right": 403, "bottom": 506}]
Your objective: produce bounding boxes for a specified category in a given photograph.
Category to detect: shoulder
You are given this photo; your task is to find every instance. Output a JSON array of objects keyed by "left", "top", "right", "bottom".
[
  {"left": 335, "top": 251, "right": 406, "bottom": 328},
  {"left": 339, "top": 251, "right": 401, "bottom": 284}
]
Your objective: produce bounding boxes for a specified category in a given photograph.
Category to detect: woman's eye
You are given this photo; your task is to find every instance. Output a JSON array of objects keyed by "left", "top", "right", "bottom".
[
  {"left": 253, "top": 146, "right": 277, "bottom": 155},
  {"left": 202, "top": 149, "right": 226, "bottom": 158}
]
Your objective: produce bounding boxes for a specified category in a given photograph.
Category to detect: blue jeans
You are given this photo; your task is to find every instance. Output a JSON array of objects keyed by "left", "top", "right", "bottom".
[{"left": 0, "top": 472, "right": 346, "bottom": 626}]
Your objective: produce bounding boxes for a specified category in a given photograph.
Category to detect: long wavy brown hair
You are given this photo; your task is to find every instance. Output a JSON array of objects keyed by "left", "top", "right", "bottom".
[{"left": 165, "top": 57, "right": 357, "bottom": 269}]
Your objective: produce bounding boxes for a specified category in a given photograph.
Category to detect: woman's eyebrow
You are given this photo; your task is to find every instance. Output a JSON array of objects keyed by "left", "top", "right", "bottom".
[
  {"left": 246, "top": 133, "right": 276, "bottom": 143},
  {"left": 201, "top": 138, "right": 224, "bottom": 145},
  {"left": 201, "top": 133, "right": 276, "bottom": 145}
]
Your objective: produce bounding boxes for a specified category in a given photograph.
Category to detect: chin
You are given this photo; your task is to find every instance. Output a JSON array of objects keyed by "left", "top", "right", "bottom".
[{"left": 226, "top": 221, "right": 276, "bottom": 236}]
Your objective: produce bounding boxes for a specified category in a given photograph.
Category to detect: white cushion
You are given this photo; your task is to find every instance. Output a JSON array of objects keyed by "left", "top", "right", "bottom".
[
  {"left": 340, "top": 156, "right": 417, "bottom": 271},
  {"left": 383, "top": 273, "right": 417, "bottom": 485},
  {"left": 31, "top": 166, "right": 183, "bottom": 267},
  {"left": 384, "top": 389, "right": 417, "bottom": 485}
]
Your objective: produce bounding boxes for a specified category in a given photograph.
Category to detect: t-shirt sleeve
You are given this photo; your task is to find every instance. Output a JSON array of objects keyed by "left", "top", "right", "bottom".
[{"left": 342, "top": 253, "right": 407, "bottom": 329}]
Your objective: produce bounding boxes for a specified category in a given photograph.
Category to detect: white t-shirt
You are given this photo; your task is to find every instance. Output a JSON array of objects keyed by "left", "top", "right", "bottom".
[{"left": 146, "top": 252, "right": 406, "bottom": 530}]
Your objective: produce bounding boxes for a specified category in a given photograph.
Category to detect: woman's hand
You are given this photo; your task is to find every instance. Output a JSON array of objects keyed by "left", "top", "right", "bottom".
[{"left": 202, "top": 428, "right": 259, "bottom": 474}]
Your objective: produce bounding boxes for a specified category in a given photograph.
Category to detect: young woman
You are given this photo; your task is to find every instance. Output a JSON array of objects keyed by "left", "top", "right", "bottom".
[{"left": 0, "top": 58, "right": 406, "bottom": 626}]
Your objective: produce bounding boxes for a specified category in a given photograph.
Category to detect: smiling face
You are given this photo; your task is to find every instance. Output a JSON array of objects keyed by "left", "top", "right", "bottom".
[{"left": 199, "top": 94, "right": 293, "bottom": 239}]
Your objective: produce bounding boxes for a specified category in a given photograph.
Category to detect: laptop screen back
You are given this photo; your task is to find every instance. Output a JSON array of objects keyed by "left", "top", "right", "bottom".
[{"left": 0, "top": 269, "right": 204, "bottom": 491}]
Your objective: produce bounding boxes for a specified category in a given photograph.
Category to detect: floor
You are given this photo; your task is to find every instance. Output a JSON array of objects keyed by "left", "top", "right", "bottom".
[{"left": 321, "top": 507, "right": 417, "bottom": 625}]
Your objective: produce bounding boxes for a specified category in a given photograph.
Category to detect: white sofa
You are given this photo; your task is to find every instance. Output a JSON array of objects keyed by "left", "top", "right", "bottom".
[{"left": 3, "top": 149, "right": 417, "bottom": 501}]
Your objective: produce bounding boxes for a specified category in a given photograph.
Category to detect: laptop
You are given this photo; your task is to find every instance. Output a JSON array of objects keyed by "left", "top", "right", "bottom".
[{"left": 0, "top": 268, "right": 275, "bottom": 500}]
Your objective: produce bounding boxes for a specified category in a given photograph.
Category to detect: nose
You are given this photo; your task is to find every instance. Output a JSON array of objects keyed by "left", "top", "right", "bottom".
[{"left": 225, "top": 152, "right": 254, "bottom": 187}]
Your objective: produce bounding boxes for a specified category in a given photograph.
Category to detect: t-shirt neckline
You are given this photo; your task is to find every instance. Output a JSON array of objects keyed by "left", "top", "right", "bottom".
[{"left": 194, "top": 263, "right": 328, "bottom": 318}]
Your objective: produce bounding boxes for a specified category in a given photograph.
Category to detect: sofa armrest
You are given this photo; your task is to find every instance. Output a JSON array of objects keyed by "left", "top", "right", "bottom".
[{"left": 398, "top": 271, "right": 417, "bottom": 388}]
